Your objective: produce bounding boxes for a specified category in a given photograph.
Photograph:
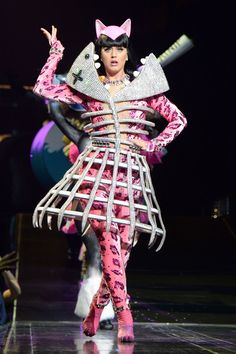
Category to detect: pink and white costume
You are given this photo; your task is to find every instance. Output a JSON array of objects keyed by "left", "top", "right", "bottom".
[{"left": 32, "top": 38, "right": 187, "bottom": 311}]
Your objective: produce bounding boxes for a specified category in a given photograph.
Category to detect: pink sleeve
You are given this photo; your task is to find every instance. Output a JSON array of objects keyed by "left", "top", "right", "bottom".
[
  {"left": 146, "top": 94, "right": 187, "bottom": 152},
  {"left": 33, "top": 41, "right": 83, "bottom": 104}
]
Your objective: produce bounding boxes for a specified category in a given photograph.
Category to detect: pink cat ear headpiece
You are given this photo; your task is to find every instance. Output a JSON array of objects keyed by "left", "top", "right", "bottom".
[{"left": 95, "top": 19, "right": 131, "bottom": 40}]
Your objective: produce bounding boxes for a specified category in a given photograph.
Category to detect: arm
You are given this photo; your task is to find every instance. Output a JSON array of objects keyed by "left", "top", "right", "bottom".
[
  {"left": 33, "top": 26, "right": 83, "bottom": 104},
  {"left": 146, "top": 94, "right": 187, "bottom": 152}
]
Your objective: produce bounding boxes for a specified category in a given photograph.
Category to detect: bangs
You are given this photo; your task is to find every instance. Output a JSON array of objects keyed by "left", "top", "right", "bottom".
[{"left": 96, "top": 34, "right": 129, "bottom": 48}]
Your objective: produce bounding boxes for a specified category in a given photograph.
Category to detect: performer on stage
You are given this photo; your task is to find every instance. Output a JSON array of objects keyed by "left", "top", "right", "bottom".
[{"left": 32, "top": 19, "right": 187, "bottom": 342}]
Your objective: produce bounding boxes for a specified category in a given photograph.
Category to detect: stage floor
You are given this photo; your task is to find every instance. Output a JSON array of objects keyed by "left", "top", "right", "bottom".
[
  {"left": 3, "top": 321, "right": 236, "bottom": 353},
  {"left": 1, "top": 214, "right": 236, "bottom": 353}
]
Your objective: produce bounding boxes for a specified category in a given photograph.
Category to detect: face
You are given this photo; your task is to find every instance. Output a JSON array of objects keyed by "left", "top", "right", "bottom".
[{"left": 100, "top": 46, "right": 128, "bottom": 77}]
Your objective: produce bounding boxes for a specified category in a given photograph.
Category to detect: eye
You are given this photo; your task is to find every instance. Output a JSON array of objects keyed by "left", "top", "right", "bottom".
[{"left": 117, "top": 47, "right": 124, "bottom": 51}]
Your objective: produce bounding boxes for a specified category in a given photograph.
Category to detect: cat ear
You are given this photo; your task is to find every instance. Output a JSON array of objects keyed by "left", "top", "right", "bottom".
[
  {"left": 120, "top": 19, "right": 131, "bottom": 37},
  {"left": 95, "top": 19, "right": 107, "bottom": 38},
  {"left": 95, "top": 18, "right": 131, "bottom": 40}
]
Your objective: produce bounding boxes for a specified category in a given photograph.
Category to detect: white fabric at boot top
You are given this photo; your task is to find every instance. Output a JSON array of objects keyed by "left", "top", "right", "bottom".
[{"left": 74, "top": 267, "right": 115, "bottom": 321}]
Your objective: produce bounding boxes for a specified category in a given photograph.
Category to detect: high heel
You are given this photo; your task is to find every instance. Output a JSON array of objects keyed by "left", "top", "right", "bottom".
[
  {"left": 82, "top": 296, "right": 105, "bottom": 337},
  {"left": 117, "top": 309, "right": 134, "bottom": 342}
]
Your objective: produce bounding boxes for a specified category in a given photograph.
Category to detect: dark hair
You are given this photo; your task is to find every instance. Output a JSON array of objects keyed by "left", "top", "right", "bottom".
[
  {"left": 95, "top": 34, "right": 129, "bottom": 49},
  {"left": 95, "top": 34, "right": 138, "bottom": 79}
]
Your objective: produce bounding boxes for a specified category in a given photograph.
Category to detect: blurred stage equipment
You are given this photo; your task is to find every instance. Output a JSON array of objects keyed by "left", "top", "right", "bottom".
[
  {"left": 211, "top": 196, "right": 236, "bottom": 240},
  {"left": 30, "top": 121, "right": 72, "bottom": 189}
]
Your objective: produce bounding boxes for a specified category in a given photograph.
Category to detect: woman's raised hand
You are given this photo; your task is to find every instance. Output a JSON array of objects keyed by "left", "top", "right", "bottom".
[{"left": 40, "top": 25, "right": 58, "bottom": 46}]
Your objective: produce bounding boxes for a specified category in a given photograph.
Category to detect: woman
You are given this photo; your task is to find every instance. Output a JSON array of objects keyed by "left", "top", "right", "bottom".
[{"left": 32, "top": 19, "right": 187, "bottom": 342}]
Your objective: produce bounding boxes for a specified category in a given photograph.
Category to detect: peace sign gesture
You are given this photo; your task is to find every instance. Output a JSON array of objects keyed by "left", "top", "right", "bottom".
[{"left": 40, "top": 25, "right": 58, "bottom": 46}]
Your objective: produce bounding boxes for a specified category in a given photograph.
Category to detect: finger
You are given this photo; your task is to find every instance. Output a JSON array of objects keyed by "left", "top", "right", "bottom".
[
  {"left": 52, "top": 25, "right": 57, "bottom": 36},
  {"left": 40, "top": 28, "right": 50, "bottom": 37},
  {"left": 51, "top": 25, "right": 57, "bottom": 44},
  {"left": 40, "top": 27, "right": 46, "bottom": 34}
]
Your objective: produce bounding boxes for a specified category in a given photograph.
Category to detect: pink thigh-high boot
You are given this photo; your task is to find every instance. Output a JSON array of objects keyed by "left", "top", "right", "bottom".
[
  {"left": 82, "top": 293, "right": 106, "bottom": 337},
  {"left": 80, "top": 211, "right": 109, "bottom": 337},
  {"left": 82, "top": 221, "right": 134, "bottom": 341},
  {"left": 97, "top": 207, "right": 135, "bottom": 341},
  {"left": 81, "top": 209, "right": 135, "bottom": 341},
  {"left": 79, "top": 170, "right": 137, "bottom": 342},
  {"left": 115, "top": 208, "right": 135, "bottom": 342}
]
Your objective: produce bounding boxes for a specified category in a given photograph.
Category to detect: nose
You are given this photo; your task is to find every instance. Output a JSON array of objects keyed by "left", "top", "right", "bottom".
[{"left": 111, "top": 47, "right": 117, "bottom": 58}]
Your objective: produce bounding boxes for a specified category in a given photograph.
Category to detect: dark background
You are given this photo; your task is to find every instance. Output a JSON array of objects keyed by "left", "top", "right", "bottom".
[{"left": 0, "top": 1, "right": 235, "bottom": 269}]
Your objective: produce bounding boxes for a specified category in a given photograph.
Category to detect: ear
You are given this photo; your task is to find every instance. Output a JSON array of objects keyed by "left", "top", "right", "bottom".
[
  {"left": 120, "top": 19, "right": 131, "bottom": 37},
  {"left": 95, "top": 19, "right": 107, "bottom": 38}
]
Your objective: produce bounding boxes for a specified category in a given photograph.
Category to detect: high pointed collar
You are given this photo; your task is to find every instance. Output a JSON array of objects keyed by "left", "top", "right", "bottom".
[{"left": 66, "top": 42, "right": 169, "bottom": 103}]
